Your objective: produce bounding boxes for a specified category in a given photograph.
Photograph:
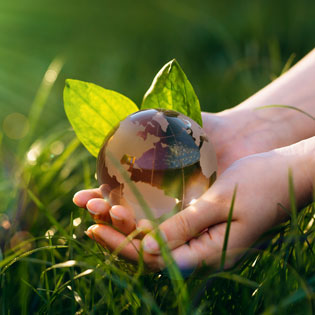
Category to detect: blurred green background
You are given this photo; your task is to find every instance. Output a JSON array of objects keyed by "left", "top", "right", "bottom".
[
  {"left": 0, "top": 1, "right": 314, "bottom": 313},
  {"left": 1, "top": 0, "right": 315, "bottom": 134},
  {"left": 1, "top": 0, "right": 315, "bottom": 245}
]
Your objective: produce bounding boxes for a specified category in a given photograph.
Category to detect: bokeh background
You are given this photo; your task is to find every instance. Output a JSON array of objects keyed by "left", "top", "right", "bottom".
[
  {"left": 0, "top": 1, "right": 314, "bottom": 312},
  {"left": 1, "top": 0, "right": 315, "bottom": 137}
]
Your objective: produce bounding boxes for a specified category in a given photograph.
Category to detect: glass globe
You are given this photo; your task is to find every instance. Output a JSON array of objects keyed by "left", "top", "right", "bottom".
[{"left": 97, "top": 109, "right": 217, "bottom": 221}]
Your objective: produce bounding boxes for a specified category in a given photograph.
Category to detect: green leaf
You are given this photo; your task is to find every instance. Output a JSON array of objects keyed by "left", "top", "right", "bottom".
[
  {"left": 141, "top": 59, "right": 203, "bottom": 126},
  {"left": 220, "top": 185, "right": 237, "bottom": 270},
  {"left": 63, "top": 79, "right": 138, "bottom": 157}
]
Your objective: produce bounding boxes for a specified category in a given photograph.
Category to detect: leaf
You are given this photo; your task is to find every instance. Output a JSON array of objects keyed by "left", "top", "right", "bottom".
[
  {"left": 141, "top": 59, "right": 203, "bottom": 126},
  {"left": 64, "top": 79, "right": 139, "bottom": 157}
]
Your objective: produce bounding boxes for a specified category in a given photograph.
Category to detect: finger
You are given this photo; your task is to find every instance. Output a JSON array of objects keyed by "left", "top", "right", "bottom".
[
  {"left": 137, "top": 219, "right": 154, "bottom": 231},
  {"left": 86, "top": 198, "right": 111, "bottom": 223},
  {"left": 168, "top": 221, "right": 247, "bottom": 270},
  {"left": 142, "top": 187, "right": 229, "bottom": 254},
  {"left": 73, "top": 188, "right": 103, "bottom": 208},
  {"left": 109, "top": 205, "right": 136, "bottom": 235},
  {"left": 136, "top": 219, "right": 154, "bottom": 238},
  {"left": 85, "top": 224, "right": 164, "bottom": 270},
  {"left": 99, "top": 184, "right": 111, "bottom": 199},
  {"left": 86, "top": 224, "right": 139, "bottom": 260}
]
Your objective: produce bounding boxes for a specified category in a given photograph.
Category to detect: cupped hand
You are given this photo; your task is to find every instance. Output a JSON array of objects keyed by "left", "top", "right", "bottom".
[
  {"left": 73, "top": 50, "right": 315, "bottom": 270},
  {"left": 73, "top": 187, "right": 166, "bottom": 269},
  {"left": 74, "top": 139, "right": 312, "bottom": 270}
]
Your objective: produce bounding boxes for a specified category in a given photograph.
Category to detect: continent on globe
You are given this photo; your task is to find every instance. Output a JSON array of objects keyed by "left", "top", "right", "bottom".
[{"left": 97, "top": 109, "right": 217, "bottom": 221}]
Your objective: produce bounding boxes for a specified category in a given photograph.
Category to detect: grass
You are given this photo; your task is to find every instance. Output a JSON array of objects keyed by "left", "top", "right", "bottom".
[
  {"left": 1, "top": 1, "right": 315, "bottom": 313},
  {"left": 0, "top": 149, "right": 314, "bottom": 314},
  {"left": 0, "top": 78, "right": 314, "bottom": 313}
]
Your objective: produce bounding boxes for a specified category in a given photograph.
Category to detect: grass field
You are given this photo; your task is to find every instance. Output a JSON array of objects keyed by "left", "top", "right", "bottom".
[{"left": 0, "top": 1, "right": 314, "bottom": 313}]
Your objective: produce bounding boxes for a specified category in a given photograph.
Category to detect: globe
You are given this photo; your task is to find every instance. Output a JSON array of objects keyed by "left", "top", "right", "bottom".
[{"left": 97, "top": 109, "right": 217, "bottom": 222}]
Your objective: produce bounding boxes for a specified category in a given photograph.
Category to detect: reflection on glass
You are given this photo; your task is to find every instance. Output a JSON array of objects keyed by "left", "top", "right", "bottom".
[{"left": 97, "top": 109, "right": 217, "bottom": 221}]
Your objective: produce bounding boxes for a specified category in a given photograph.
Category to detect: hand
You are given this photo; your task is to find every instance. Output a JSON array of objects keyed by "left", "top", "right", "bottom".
[
  {"left": 74, "top": 50, "right": 315, "bottom": 270},
  {"left": 74, "top": 137, "right": 314, "bottom": 270},
  {"left": 204, "top": 49, "right": 315, "bottom": 174}
]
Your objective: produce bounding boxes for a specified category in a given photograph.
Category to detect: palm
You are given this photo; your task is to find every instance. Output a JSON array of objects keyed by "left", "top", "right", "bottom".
[{"left": 73, "top": 112, "right": 290, "bottom": 270}]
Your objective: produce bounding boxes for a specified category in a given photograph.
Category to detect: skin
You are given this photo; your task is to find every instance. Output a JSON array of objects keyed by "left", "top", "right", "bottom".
[{"left": 73, "top": 49, "right": 315, "bottom": 271}]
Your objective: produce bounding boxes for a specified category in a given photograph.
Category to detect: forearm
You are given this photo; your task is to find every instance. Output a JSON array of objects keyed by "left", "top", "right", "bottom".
[{"left": 220, "top": 49, "right": 315, "bottom": 149}]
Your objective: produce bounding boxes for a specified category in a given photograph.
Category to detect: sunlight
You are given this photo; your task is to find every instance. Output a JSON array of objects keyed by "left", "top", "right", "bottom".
[
  {"left": 43, "top": 58, "right": 63, "bottom": 86},
  {"left": 252, "top": 288, "right": 259, "bottom": 297},
  {"left": 189, "top": 198, "right": 197, "bottom": 205},
  {"left": 304, "top": 216, "right": 314, "bottom": 233},
  {"left": 73, "top": 217, "right": 82, "bottom": 227},
  {"left": 251, "top": 256, "right": 259, "bottom": 267},
  {"left": 26, "top": 143, "right": 41, "bottom": 165},
  {"left": 50, "top": 140, "right": 64, "bottom": 155},
  {"left": 60, "top": 260, "right": 76, "bottom": 268},
  {"left": 44, "top": 69, "right": 58, "bottom": 84},
  {"left": 2, "top": 112, "right": 29, "bottom": 140},
  {"left": 1, "top": 219, "right": 11, "bottom": 230},
  {"left": 0, "top": 214, "right": 11, "bottom": 230},
  {"left": 45, "top": 228, "right": 56, "bottom": 239}
]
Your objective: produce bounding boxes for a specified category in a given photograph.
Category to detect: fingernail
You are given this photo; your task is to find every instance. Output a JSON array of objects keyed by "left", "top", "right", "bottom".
[
  {"left": 84, "top": 230, "right": 91, "bottom": 238},
  {"left": 142, "top": 235, "right": 159, "bottom": 253},
  {"left": 142, "top": 231, "right": 167, "bottom": 253},
  {"left": 109, "top": 209, "right": 123, "bottom": 221},
  {"left": 72, "top": 191, "right": 81, "bottom": 204},
  {"left": 85, "top": 225, "right": 97, "bottom": 237},
  {"left": 86, "top": 203, "right": 97, "bottom": 215}
]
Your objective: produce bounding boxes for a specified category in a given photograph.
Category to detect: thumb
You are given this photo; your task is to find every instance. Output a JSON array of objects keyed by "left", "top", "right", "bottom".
[{"left": 142, "top": 190, "right": 228, "bottom": 254}]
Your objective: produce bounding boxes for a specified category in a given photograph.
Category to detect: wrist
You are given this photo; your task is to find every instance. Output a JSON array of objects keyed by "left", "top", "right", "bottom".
[
  {"left": 219, "top": 97, "right": 314, "bottom": 153},
  {"left": 215, "top": 49, "right": 315, "bottom": 153},
  {"left": 217, "top": 106, "right": 290, "bottom": 153},
  {"left": 201, "top": 108, "right": 292, "bottom": 173},
  {"left": 275, "top": 136, "right": 315, "bottom": 208}
]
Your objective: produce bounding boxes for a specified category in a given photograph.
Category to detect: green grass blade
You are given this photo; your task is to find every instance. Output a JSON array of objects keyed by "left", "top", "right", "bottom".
[
  {"left": 39, "top": 137, "right": 80, "bottom": 188},
  {"left": 288, "top": 169, "right": 301, "bottom": 269},
  {"left": 21, "top": 278, "right": 47, "bottom": 304},
  {"left": 255, "top": 104, "right": 315, "bottom": 120},
  {"left": 19, "top": 57, "right": 64, "bottom": 156},
  {"left": 0, "top": 245, "right": 68, "bottom": 274},
  {"left": 107, "top": 150, "right": 188, "bottom": 311},
  {"left": 27, "top": 189, "right": 68, "bottom": 236},
  {"left": 220, "top": 185, "right": 237, "bottom": 270},
  {"left": 280, "top": 53, "right": 296, "bottom": 75}
]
